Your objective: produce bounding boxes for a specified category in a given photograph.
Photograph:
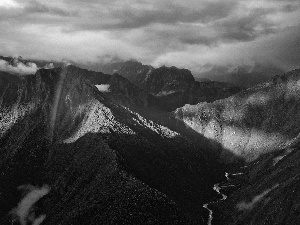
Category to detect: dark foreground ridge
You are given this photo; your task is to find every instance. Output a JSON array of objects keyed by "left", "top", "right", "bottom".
[{"left": 0, "top": 66, "right": 226, "bottom": 224}]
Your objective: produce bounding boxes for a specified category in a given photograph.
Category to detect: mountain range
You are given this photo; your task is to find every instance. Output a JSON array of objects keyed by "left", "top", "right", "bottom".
[{"left": 0, "top": 55, "right": 299, "bottom": 224}]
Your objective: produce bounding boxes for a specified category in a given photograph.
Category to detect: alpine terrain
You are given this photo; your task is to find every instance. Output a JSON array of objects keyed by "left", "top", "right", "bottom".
[{"left": 0, "top": 56, "right": 300, "bottom": 225}]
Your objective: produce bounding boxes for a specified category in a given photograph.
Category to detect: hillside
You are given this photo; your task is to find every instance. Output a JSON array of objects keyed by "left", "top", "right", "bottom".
[
  {"left": 0, "top": 66, "right": 225, "bottom": 224},
  {"left": 174, "top": 68, "right": 300, "bottom": 224}
]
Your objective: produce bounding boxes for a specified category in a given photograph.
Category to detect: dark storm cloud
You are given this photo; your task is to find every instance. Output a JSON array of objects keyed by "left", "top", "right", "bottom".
[
  {"left": 0, "top": 0, "right": 299, "bottom": 74},
  {"left": 71, "top": 1, "right": 237, "bottom": 31},
  {"left": 24, "top": 0, "right": 78, "bottom": 17},
  {"left": 179, "top": 36, "right": 216, "bottom": 46},
  {"left": 214, "top": 8, "right": 278, "bottom": 42}
]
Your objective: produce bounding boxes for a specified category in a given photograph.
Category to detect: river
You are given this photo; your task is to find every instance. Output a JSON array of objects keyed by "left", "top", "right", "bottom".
[{"left": 203, "top": 171, "right": 245, "bottom": 225}]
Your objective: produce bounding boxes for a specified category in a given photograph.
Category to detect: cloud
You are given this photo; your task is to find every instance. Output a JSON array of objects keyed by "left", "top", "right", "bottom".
[
  {"left": 74, "top": 1, "right": 237, "bottom": 31},
  {"left": 0, "top": 0, "right": 21, "bottom": 8},
  {"left": 11, "top": 184, "right": 50, "bottom": 225},
  {"left": 24, "top": 0, "right": 78, "bottom": 17},
  {"left": 44, "top": 62, "right": 54, "bottom": 69},
  {"left": 0, "top": 59, "right": 38, "bottom": 75},
  {"left": 214, "top": 8, "right": 279, "bottom": 42},
  {"left": 0, "top": 0, "right": 299, "bottom": 76},
  {"left": 96, "top": 84, "right": 110, "bottom": 92}
]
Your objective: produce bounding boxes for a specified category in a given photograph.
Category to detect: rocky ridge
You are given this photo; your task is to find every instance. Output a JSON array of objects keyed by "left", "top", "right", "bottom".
[
  {"left": 0, "top": 65, "right": 225, "bottom": 224},
  {"left": 100, "top": 60, "right": 242, "bottom": 111}
]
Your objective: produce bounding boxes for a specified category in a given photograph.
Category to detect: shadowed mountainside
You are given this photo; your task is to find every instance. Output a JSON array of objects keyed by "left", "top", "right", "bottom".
[
  {"left": 0, "top": 66, "right": 228, "bottom": 224},
  {"left": 92, "top": 60, "right": 242, "bottom": 111}
]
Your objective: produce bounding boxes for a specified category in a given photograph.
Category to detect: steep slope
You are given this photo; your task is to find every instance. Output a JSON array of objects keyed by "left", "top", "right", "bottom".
[
  {"left": 0, "top": 66, "right": 225, "bottom": 224},
  {"left": 173, "top": 68, "right": 300, "bottom": 224},
  {"left": 211, "top": 142, "right": 300, "bottom": 225},
  {"left": 108, "top": 60, "right": 154, "bottom": 84},
  {"left": 100, "top": 61, "right": 242, "bottom": 111},
  {"left": 56, "top": 65, "right": 149, "bottom": 108},
  {"left": 175, "top": 68, "right": 300, "bottom": 163}
]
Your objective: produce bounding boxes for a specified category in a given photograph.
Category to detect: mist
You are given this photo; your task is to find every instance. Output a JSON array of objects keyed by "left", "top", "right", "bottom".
[{"left": 0, "top": 59, "right": 38, "bottom": 75}]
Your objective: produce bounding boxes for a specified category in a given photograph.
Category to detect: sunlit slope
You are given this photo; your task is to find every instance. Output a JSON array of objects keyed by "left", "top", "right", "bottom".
[{"left": 175, "top": 69, "right": 300, "bottom": 162}]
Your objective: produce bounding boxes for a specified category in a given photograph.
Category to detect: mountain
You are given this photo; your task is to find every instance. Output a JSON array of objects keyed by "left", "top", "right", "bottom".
[
  {"left": 174, "top": 68, "right": 300, "bottom": 162},
  {"left": 196, "top": 63, "right": 285, "bottom": 88},
  {"left": 99, "top": 59, "right": 154, "bottom": 84},
  {"left": 95, "top": 60, "right": 242, "bottom": 111},
  {"left": 174, "top": 68, "right": 300, "bottom": 224},
  {"left": 0, "top": 56, "right": 242, "bottom": 111},
  {"left": 0, "top": 65, "right": 228, "bottom": 224},
  {"left": 2, "top": 55, "right": 300, "bottom": 224}
]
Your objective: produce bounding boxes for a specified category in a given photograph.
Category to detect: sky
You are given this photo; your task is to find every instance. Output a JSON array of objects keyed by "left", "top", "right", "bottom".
[{"left": 0, "top": 0, "right": 299, "bottom": 75}]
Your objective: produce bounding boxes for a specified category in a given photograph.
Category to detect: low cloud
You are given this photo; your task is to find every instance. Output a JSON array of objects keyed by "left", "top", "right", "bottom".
[
  {"left": 96, "top": 84, "right": 110, "bottom": 92},
  {"left": 11, "top": 184, "right": 50, "bottom": 225},
  {"left": 24, "top": 0, "right": 78, "bottom": 17},
  {"left": 237, "top": 184, "right": 279, "bottom": 211},
  {"left": 44, "top": 62, "right": 54, "bottom": 69},
  {"left": 0, "top": 59, "right": 38, "bottom": 75}
]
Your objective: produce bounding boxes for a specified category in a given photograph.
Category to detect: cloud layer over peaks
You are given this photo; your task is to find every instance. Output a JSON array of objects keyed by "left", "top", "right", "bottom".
[
  {"left": 0, "top": 59, "right": 38, "bottom": 75},
  {"left": 0, "top": 0, "right": 299, "bottom": 75}
]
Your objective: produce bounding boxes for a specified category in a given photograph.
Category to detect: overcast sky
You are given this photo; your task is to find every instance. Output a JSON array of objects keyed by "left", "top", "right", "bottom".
[{"left": 0, "top": 0, "right": 299, "bottom": 74}]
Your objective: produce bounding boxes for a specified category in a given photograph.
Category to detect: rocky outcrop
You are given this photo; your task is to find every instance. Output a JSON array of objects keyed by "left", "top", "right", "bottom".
[
  {"left": 109, "top": 60, "right": 154, "bottom": 84},
  {"left": 58, "top": 65, "right": 149, "bottom": 108},
  {"left": 103, "top": 61, "right": 242, "bottom": 111},
  {"left": 174, "top": 68, "right": 300, "bottom": 163}
]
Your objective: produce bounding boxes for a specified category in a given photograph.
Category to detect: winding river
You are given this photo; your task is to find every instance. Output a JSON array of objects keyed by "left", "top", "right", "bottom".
[{"left": 203, "top": 171, "right": 245, "bottom": 225}]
